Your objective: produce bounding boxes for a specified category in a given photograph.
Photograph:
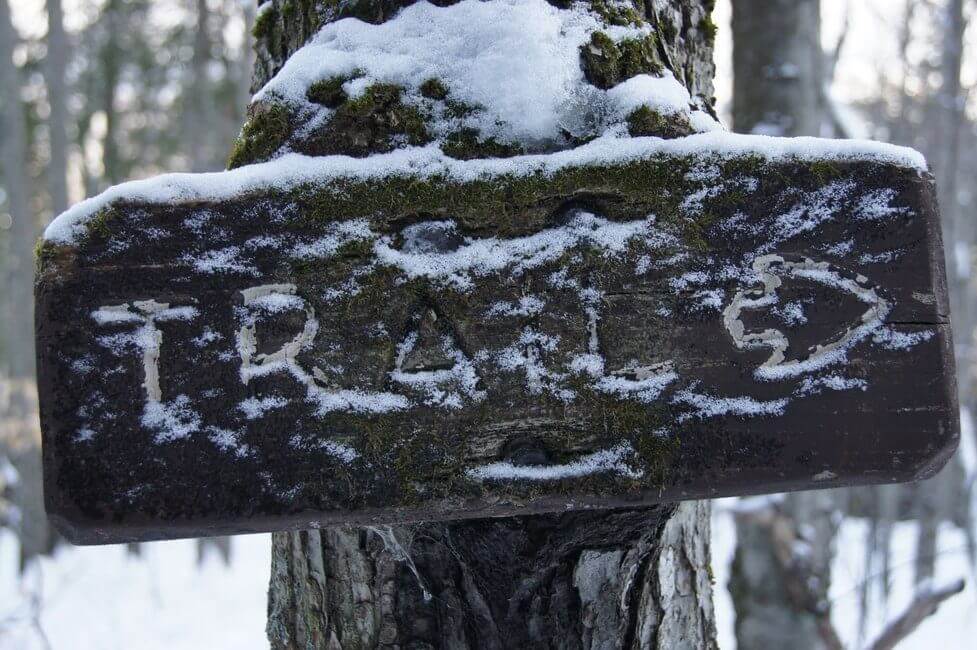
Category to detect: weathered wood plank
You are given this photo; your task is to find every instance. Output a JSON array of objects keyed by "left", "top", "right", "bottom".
[{"left": 35, "top": 150, "right": 957, "bottom": 543}]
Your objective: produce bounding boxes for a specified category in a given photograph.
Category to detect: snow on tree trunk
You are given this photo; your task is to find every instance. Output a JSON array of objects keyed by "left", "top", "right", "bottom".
[{"left": 248, "top": 1, "right": 720, "bottom": 647}]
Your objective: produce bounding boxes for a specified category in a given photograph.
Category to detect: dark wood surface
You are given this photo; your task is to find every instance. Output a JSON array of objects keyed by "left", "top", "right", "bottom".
[{"left": 35, "top": 153, "right": 958, "bottom": 543}]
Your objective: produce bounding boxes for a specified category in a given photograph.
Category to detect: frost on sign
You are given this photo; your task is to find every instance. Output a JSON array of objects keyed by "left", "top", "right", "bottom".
[{"left": 35, "top": 146, "right": 957, "bottom": 543}]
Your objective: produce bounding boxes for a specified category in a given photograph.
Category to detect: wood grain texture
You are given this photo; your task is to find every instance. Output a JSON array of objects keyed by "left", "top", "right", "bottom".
[{"left": 35, "top": 154, "right": 958, "bottom": 543}]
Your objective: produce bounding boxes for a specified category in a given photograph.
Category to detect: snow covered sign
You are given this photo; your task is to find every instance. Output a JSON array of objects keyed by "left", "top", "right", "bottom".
[{"left": 36, "top": 137, "right": 957, "bottom": 544}]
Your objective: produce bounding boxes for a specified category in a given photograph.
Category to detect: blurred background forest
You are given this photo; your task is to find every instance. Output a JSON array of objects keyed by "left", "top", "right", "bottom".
[{"left": 0, "top": 0, "right": 976, "bottom": 648}]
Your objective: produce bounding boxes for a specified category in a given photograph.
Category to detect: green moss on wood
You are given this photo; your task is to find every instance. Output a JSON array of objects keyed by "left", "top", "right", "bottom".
[
  {"left": 307, "top": 75, "right": 352, "bottom": 108},
  {"left": 80, "top": 205, "right": 123, "bottom": 241},
  {"left": 227, "top": 103, "right": 291, "bottom": 169},
  {"left": 581, "top": 32, "right": 622, "bottom": 89},
  {"left": 588, "top": 0, "right": 644, "bottom": 27},
  {"left": 659, "top": 14, "right": 678, "bottom": 43},
  {"left": 441, "top": 129, "right": 524, "bottom": 160},
  {"left": 617, "top": 35, "right": 662, "bottom": 78},
  {"left": 419, "top": 78, "right": 449, "bottom": 100},
  {"left": 581, "top": 32, "right": 662, "bottom": 90},
  {"left": 626, "top": 106, "right": 694, "bottom": 139},
  {"left": 300, "top": 83, "right": 430, "bottom": 157},
  {"left": 283, "top": 152, "right": 698, "bottom": 243},
  {"left": 252, "top": 5, "right": 276, "bottom": 39},
  {"left": 809, "top": 160, "right": 842, "bottom": 184},
  {"left": 699, "top": 15, "right": 718, "bottom": 45}
]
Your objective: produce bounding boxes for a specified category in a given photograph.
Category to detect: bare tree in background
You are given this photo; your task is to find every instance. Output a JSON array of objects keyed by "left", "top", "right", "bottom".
[
  {"left": 45, "top": 0, "right": 68, "bottom": 217},
  {"left": 0, "top": 0, "right": 57, "bottom": 569},
  {"left": 728, "top": 3, "right": 843, "bottom": 648},
  {"left": 731, "top": 1, "right": 975, "bottom": 646}
]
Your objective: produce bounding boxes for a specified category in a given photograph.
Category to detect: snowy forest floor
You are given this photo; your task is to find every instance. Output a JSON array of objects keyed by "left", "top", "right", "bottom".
[{"left": 2, "top": 472, "right": 975, "bottom": 649}]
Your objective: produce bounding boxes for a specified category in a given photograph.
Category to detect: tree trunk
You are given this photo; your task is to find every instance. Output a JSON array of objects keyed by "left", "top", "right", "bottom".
[
  {"left": 185, "top": 0, "right": 212, "bottom": 172},
  {"left": 731, "top": 0, "right": 822, "bottom": 137},
  {"left": 45, "top": 0, "right": 69, "bottom": 216},
  {"left": 912, "top": 0, "right": 967, "bottom": 589},
  {"left": 729, "top": 3, "right": 840, "bottom": 649},
  {"left": 245, "top": 1, "right": 720, "bottom": 648},
  {"left": 1, "top": 0, "right": 57, "bottom": 568},
  {"left": 0, "top": 0, "right": 33, "bottom": 380},
  {"left": 268, "top": 503, "right": 715, "bottom": 649},
  {"left": 100, "top": 0, "right": 122, "bottom": 187}
]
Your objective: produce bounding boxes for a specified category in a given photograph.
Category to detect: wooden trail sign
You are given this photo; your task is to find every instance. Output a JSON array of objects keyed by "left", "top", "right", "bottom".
[{"left": 35, "top": 141, "right": 958, "bottom": 544}]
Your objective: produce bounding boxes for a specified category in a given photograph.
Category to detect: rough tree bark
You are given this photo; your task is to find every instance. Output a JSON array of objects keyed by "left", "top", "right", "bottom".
[
  {"left": 729, "top": 3, "right": 839, "bottom": 649},
  {"left": 246, "top": 1, "right": 720, "bottom": 648}
]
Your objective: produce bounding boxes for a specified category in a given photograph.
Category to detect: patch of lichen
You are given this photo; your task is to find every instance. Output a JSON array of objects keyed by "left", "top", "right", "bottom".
[
  {"left": 581, "top": 32, "right": 662, "bottom": 89},
  {"left": 626, "top": 106, "right": 694, "bottom": 139},
  {"left": 226, "top": 103, "right": 291, "bottom": 169},
  {"left": 682, "top": 204, "right": 724, "bottom": 252},
  {"left": 634, "top": 432, "right": 680, "bottom": 485},
  {"left": 347, "top": 410, "right": 484, "bottom": 506},
  {"left": 441, "top": 129, "right": 524, "bottom": 160},
  {"left": 444, "top": 98, "right": 478, "bottom": 119},
  {"left": 299, "top": 83, "right": 430, "bottom": 157}
]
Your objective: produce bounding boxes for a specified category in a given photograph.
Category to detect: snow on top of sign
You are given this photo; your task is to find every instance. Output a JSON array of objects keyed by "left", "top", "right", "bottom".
[
  {"left": 466, "top": 442, "right": 641, "bottom": 481},
  {"left": 44, "top": 132, "right": 928, "bottom": 245},
  {"left": 254, "top": 0, "right": 689, "bottom": 147}
]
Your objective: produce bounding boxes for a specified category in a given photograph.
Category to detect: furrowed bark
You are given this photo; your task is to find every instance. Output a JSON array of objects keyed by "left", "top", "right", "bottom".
[{"left": 253, "top": 1, "right": 719, "bottom": 647}]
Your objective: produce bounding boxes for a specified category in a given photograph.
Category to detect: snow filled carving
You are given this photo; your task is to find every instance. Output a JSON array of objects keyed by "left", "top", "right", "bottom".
[{"left": 723, "top": 255, "right": 892, "bottom": 381}]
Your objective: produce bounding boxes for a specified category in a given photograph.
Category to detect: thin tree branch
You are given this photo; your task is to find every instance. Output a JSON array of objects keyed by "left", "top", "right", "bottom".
[{"left": 865, "top": 578, "right": 965, "bottom": 650}]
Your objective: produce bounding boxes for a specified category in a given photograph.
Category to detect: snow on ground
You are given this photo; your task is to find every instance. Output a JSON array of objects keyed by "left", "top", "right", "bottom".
[{"left": 0, "top": 530, "right": 271, "bottom": 650}]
